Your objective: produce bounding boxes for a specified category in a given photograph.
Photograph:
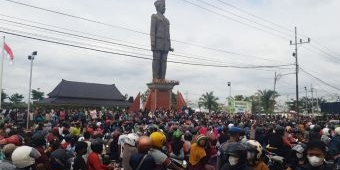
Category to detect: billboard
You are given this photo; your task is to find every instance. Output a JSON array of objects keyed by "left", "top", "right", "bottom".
[{"left": 227, "top": 98, "right": 252, "bottom": 114}]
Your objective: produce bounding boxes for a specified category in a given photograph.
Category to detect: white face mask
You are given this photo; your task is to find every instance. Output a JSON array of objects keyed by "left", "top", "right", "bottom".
[
  {"left": 307, "top": 156, "right": 324, "bottom": 167},
  {"left": 228, "top": 156, "right": 239, "bottom": 166},
  {"left": 247, "top": 152, "right": 256, "bottom": 160},
  {"left": 296, "top": 153, "right": 304, "bottom": 159}
]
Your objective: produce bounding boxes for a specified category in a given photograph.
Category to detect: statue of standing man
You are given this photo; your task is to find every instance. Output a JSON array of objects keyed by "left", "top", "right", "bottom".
[{"left": 151, "top": 0, "right": 174, "bottom": 82}]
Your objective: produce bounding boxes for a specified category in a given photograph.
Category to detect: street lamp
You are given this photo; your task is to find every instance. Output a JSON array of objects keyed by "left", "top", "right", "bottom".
[
  {"left": 27, "top": 51, "right": 37, "bottom": 129},
  {"left": 227, "top": 82, "right": 231, "bottom": 98},
  {"left": 227, "top": 82, "right": 231, "bottom": 114}
]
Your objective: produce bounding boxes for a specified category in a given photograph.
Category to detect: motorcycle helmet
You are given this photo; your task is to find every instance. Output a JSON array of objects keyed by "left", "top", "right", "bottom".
[
  {"left": 227, "top": 142, "right": 247, "bottom": 157},
  {"left": 11, "top": 146, "right": 40, "bottom": 168},
  {"left": 292, "top": 143, "right": 307, "bottom": 153},
  {"left": 246, "top": 140, "right": 262, "bottom": 159},
  {"left": 334, "top": 127, "right": 340, "bottom": 135},
  {"left": 312, "top": 125, "right": 321, "bottom": 132},
  {"left": 172, "top": 129, "right": 183, "bottom": 139},
  {"left": 275, "top": 125, "right": 285, "bottom": 136},
  {"left": 147, "top": 124, "right": 159, "bottom": 134},
  {"left": 150, "top": 131, "right": 166, "bottom": 148},
  {"left": 321, "top": 128, "right": 331, "bottom": 136},
  {"left": 196, "top": 134, "right": 208, "bottom": 147}
]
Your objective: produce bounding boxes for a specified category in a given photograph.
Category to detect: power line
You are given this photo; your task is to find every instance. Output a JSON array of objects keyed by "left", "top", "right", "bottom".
[
  {"left": 215, "top": 0, "right": 340, "bottom": 60},
  {"left": 0, "top": 18, "right": 290, "bottom": 67},
  {"left": 3, "top": 0, "right": 148, "bottom": 36},
  {"left": 181, "top": 0, "right": 288, "bottom": 40},
  {"left": 299, "top": 64, "right": 339, "bottom": 86},
  {"left": 299, "top": 67, "right": 340, "bottom": 91},
  {"left": 0, "top": 29, "right": 294, "bottom": 69},
  {"left": 195, "top": 0, "right": 292, "bottom": 37},
  {"left": 215, "top": 0, "right": 294, "bottom": 35},
  {"left": 4, "top": 0, "right": 339, "bottom": 67},
  {"left": 300, "top": 45, "right": 340, "bottom": 64},
  {"left": 2, "top": 0, "right": 290, "bottom": 63}
]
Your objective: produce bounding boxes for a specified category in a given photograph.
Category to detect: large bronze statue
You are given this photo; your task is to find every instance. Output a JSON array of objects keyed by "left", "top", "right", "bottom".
[{"left": 150, "top": 0, "right": 174, "bottom": 81}]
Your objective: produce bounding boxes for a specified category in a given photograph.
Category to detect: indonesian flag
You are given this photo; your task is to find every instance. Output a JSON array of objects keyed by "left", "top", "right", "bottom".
[{"left": 4, "top": 42, "right": 14, "bottom": 60}]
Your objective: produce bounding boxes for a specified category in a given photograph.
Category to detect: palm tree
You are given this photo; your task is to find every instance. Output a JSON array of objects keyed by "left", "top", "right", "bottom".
[
  {"left": 256, "top": 89, "right": 279, "bottom": 114},
  {"left": 198, "top": 91, "right": 219, "bottom": 112}
]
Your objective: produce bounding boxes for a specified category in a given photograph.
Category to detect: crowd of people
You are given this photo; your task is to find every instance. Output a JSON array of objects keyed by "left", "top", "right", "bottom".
[{"left": 0, "top": 108, "right": 339, "bottom": 170}]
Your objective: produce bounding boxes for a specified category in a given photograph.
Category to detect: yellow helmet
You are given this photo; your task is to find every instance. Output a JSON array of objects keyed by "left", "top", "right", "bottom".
[{"left": 150, "top": 131, "right": 166, "bottom": 148}]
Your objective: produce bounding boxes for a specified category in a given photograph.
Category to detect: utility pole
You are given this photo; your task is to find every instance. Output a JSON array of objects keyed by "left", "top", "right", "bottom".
[
  {"left": 274, "top": 72, "right": 277, "bottom": 93},
  {"left": 290, "top": 27, "right": 310, "bottom": 115},
  {"left": 304, "top": 86, "right": 308, "bottom": 115},
  {"left": 315, "top": 88, "right": 319, "bottom": 114},
  {"left": 311, "top": 84, "right": 314, "bottom": 115}
]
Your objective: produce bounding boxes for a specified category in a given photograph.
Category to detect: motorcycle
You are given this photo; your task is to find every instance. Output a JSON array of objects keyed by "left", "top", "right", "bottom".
[
  {"left": 170, "top": 157, "right": 188, "bottom": 169},
  {"left": 265, "top": 151, "right": 285, "bottom": 170}
]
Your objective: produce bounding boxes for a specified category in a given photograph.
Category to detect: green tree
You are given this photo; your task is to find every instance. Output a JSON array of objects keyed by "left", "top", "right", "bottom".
[
  {"left": 31, "top": 89, "right": 44, "bottom": 102},
  {"left": 234, "top": 95, "right": 244, "bottom": 101},
  {"left": 286, "top": 97, "right": 326, "bottom": 113},
  {"left": 198, "top": 91, "right": 219, "bottom": 112},
  {"left": 256, "top": 89, "right": 279, "bottom": 114},
  {"left": 9, "top": 93, "right": 24, "bottom": 104},
  {"left": 1, "top": 89, "right": 8, "bottom": 103},
  {"left": 140, "top": 90, "right": 149, "bottom": 105},
  {"left": 245, "top": 95, "right": 261, "bottom": 114}
]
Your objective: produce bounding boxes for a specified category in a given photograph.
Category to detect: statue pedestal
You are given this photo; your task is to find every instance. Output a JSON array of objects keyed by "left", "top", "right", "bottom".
[{"left": 144, "top": 80, "right": 179, "bottom": 111}]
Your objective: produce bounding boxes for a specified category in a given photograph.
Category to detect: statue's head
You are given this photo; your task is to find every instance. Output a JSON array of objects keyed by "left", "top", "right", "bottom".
[{"left": 154, "top": 0, "right": 166, "bottom": 14}]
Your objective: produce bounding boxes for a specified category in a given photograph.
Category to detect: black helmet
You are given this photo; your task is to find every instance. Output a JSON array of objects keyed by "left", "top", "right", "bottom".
[
  {"left": 227, "top": 142, "right": 246, "bottom": 155},
  {"left": 90, "top": 138, "right": 104, "bottom": 153},
  {"left": 275, "top": 125, "right": 285, "bottom": 136},
  {"left": 227, "top": 142, "right": 247, "bottom": 165},
  {"left": 31, "top": 133, "right": 46, "bottom": 147},
  {"left": 312, "top": 125, "right": 321, "bottom": 132}
]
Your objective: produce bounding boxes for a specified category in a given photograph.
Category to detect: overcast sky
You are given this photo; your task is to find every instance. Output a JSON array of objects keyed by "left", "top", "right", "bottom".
[{"left": 1, "top": 0, "right": 339, "bottom": 107}]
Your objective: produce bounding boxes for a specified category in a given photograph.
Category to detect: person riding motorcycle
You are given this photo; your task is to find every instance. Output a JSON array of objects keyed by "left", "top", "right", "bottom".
[
  {"left": 130, "top": 136, "right": 156, "bottom": 170},
  {"left": 286, "top": 143, "right": 307, "bottom": 170},
  {"left": 149, "top": 131, "right": 183, "bottom": 170},
  {"left": 246, "top": 140, "right": 269, "bottom": 170},
  {"left": 221, "top": 142, "right": 251, "bottom": 170}
]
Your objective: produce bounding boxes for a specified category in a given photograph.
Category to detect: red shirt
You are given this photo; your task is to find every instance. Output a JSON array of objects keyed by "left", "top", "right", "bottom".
[{"left": 87, "top": 152, "right": 109, "bottom": 170}]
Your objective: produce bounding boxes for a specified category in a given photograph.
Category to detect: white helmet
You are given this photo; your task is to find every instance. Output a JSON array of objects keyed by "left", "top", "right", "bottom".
[
  {"left": 335, "top": 127, "right": 340, "bottom": 135},
  {"left": 246, "top": 140, "right": 262, "bottom": 159},
  {"left": 11, "top": 146, "right": 40, "bottom": 168},
  {"left": 321, "top": 128, "right": 330, "bottom": 136},
  {"left": 125, "top": 133, "right": 139, "bottom": 146}
]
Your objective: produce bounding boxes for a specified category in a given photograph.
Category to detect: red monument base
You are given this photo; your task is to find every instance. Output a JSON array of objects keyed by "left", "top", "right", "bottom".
[{"left": 144, "top": 80, "right": 179, "bottom": 111}]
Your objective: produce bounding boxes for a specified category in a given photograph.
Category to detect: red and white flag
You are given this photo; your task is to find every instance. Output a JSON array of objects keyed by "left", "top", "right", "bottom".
[{"left": 4, "top": 42, "right": 14, "bottom": 60}]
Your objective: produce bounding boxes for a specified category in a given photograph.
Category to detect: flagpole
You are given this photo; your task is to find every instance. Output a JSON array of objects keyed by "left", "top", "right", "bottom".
[{"left": 0, "top": 36, "right": 5, "bottom": 110}]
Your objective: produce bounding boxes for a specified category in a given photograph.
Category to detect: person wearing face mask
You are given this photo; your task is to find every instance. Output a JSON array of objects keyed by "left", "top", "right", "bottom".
[
  {"left": 302, "top": 140, "right": 333, "bottom": 170},
  {"left": 221, "top": 142, "right": 251, "bottom": 170},
  {"left": 245, "top": 140, "right": 269, "bottom": 170},
  {"left": 286, "top": 143, "right": 307, "bottom": 170},
  {"left": 217, "top": 126, "right": 243, "bottom": 170}
]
